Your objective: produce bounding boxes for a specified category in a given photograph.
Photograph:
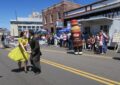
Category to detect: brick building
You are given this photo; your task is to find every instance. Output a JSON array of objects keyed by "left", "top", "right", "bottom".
[{"left": 42, "top": 0, "right": 80, "bottom": 33}]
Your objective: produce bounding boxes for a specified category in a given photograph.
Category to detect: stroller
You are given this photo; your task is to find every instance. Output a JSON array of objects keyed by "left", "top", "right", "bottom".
[{"left": 94, "top": 42, "right": 100, "bottom": 54}]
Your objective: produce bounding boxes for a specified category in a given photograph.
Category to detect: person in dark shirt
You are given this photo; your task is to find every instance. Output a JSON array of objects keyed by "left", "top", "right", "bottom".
[{"left": 28, "top": 30, "right": 42, "bottom": 74}]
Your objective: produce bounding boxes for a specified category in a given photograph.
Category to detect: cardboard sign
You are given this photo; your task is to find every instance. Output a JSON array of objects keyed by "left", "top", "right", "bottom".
[{"left": 112, "top": 32, "right": 120, "bottom": 43}]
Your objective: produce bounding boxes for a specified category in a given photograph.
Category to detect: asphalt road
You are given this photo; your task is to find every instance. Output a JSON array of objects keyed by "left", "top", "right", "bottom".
[{"left": 0, "top": 46, "right": 120, "bottom": 85}]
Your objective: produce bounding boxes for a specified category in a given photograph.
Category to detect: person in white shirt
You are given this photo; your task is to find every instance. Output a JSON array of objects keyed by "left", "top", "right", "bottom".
[
  {"left": 60, "top": 33, "right": 63, "bottom": 47},
  {"left": 63, "top": 33, "right": 67, "bottom": 47},
  {"left": 54, "top": 34, "right": 58, "bottom": 47}
]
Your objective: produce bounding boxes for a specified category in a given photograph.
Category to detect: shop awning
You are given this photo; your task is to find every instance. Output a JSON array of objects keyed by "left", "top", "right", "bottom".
[{"left": 78, "top": 17, "right": 113, "bottom": 23}]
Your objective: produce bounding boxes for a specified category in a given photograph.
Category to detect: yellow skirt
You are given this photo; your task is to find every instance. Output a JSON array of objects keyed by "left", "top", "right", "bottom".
[{"left": 8, "top": 47, "right": 29, "bottom": 62}]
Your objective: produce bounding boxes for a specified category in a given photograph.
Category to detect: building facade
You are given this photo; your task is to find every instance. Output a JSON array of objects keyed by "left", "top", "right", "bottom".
[
  {"left": 0, "top": 28, "right": 7, "bottom": 37},
  {"left": 0, "top": 28, "right": 5, "bottom": 36},
  {"left": 64, "top": 0, "right": 120, "bottom": 47},
  {"left": 42, "top": 0, "right": 80, "bottom": 34},
  {"left": 10, "top": 12, "right": 43, "bottom": 37}
]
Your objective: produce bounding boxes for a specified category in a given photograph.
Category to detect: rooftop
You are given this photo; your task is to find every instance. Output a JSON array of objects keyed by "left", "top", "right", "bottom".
[
  {"left": 43, "top": 0, "right": 80, "bottom": 12},
  {"left": 10, "top": 12, "right": 42, "bottom": 22},
  {"left": 66, "top": 0, "right": 106, "bottom": 13},
  {"left": 11, "top": 17, "right": 42, "bottom": 22}
]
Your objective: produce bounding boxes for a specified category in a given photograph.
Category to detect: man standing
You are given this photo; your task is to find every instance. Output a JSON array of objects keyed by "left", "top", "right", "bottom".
[{"left": 29, "top": 30, "right": 42, "bottom": 74}]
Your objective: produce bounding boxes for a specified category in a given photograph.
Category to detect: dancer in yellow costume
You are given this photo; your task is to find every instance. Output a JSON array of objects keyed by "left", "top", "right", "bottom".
[{"left": 8, "top": 31, "right": 29, "bottom": 73}]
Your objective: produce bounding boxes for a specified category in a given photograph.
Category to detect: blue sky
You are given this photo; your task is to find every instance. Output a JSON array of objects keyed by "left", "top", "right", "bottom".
[{"left": 0, "top": 0, "right": 97, "bottom": 29}]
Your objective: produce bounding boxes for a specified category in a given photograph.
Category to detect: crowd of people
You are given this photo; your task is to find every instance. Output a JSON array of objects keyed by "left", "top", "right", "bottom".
[
  {"left": 1, "top": 29, "right": 109, "bottom": 56},
  {"left": 45, "top": 30, "right": 109, "bottom": 55},
  {"left": 46, "top": 32, "right": 73, "bottom": 49},
  {"left": 82, "top": 31, "right": 109, "bottom": 54}
]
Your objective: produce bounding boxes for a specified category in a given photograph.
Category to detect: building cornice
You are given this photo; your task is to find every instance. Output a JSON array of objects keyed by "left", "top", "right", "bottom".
[{"left": 65, "top": 1, "right": 120, "bottom": 19}]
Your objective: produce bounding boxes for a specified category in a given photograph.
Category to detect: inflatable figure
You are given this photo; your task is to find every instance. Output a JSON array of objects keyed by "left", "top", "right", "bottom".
[{"left": 71, "top": 19, "right": 83, "bottom": 55}]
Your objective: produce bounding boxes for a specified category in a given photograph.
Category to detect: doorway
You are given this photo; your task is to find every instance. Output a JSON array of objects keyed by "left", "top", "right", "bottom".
[
  {"left": 51, "top": 27, "right": 54, "bottom": 34},
  {"left": 84, "top": 27, "right": 91, "bottom": 35},
  {"left": 100, "top": 25, "right": 109, "bottom": 33}
]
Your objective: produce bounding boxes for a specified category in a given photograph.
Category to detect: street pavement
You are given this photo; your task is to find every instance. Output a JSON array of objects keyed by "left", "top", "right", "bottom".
[{"left": 0, "top": 46, "right": 120, "bottom": 85}]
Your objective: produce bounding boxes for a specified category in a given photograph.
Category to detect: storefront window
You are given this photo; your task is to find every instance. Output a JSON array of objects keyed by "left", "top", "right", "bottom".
[
  {"left": 32, "top": 26, "right": 35, "bottom": 28},
  {"left": 117, "top": 11, "right": 120, "bottom": 16},
  {"left": 36, "top": 26, "right": 39, "bottom": 28},
  {"left": 23, "top": 26, "right": 26, "bottom": 28},
  {"left": 50, "top": 15, "right": 53, "bottom": 23},
  {"left": 18, "top": 26, "right": 22, "bottom": 31},
  {"left": 57, "top": 12, "right": 61, "bottom": 19},
  {"left": 100, "top": 25, "right": 109, "bottom": 33},
  {"left": 84, "top": 27, "right": 91, "bottom": 35},
  {"left": 18, "top": 28, "right": 22, "bottom": 31},
  {"left": 44, "top": 17, "right": 47, "bottom": 24},
  {"left": 18, "top": 26, "right": 22, "bottom": 29},
  {"left": 28, "top": 26, "right": 31, "bottom": 28}
]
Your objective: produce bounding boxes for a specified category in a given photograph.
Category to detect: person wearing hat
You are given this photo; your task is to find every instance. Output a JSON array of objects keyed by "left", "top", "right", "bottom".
[{"left": 28, "top": 30, "right": 42, "bottom": 74}]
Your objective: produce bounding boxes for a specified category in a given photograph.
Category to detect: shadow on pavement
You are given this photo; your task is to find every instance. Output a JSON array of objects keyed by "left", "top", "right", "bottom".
[
  {"left": 11, "top": 68, "right": 24, "bottom": 73},
  {"left": 0, "top": 76, "right": 3, "bottom": 78},
  {"left": 11, "top": 66, "right": 36, "bottom": 73},
  {"left": 67, "top": 51, "right": 74, "bottom": 54},
  {"left": 113, "top": 57, "right": 120, "bottom": 60}
]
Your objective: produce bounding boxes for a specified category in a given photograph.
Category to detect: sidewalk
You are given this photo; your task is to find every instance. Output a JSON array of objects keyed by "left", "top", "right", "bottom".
[
  {"left": 40, "top": 45, "right": 118, "bottom": 58},
  {"left": 5, "top": 42, "right": 119, "bottom": 59}
]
